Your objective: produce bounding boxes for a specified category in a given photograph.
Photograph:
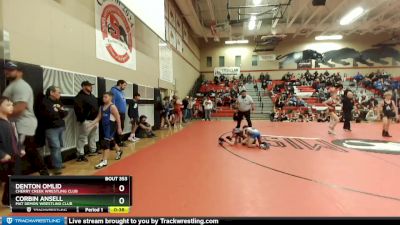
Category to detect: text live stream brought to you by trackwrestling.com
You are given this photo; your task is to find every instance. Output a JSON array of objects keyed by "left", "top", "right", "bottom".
[{"left": 1, "top": 217, "right": 223, "bottom": 225}]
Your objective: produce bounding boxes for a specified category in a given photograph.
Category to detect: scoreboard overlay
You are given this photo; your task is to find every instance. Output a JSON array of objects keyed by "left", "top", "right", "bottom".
[{"left": 9, "top": 176, "right": 132, "bottom": 213}]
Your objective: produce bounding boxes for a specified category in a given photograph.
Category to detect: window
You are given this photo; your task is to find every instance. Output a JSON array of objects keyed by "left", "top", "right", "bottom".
[
  {"left": 219, "top": 56, "right": 225, "bottom": 67},
  {"left": 206, "top": 56, "right": 212, "bottom": 67},
  {"left": 235, "top": 56, "right": 241, "bottom": 67},
  {"left": 252, "top": 55, "right": 258, "bottom": 66}
]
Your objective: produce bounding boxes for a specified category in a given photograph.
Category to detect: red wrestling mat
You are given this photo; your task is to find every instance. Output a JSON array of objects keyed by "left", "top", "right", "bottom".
[{"left": 14, "top": 121, "right": 400, "bottom": 216}]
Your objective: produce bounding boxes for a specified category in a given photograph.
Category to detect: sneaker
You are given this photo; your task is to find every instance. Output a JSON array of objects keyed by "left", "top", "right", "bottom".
[
  {"left": 134, "top": 137, "right": 140, "bottom": 141},
  {"left": 77, "top": 155, "right": 88, "bottom": 162},
  {"left": 53, "top": 169, "right": 62, "bottom": 175},
  {"left": 39, "top": 170, "right": 50, "bottom": 176},
  {"left": 127, "top": 137, "right": 134, "bottom": 142},
  {"left": 95, "top": 160, "right": 107, "bottom": 169},
  {"left": 115, "top": 151, "right": 123, "bottom": 160},
  {"left": 328, "top": 129, "right": 336, "bottom": 135}
]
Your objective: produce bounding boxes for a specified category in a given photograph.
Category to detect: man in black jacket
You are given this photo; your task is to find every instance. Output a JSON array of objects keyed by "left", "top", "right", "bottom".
[
  {"left": 74, "top": 81, "right": 99, "bottom": 162},
  {"left": 42, "top": 86, "right": 68, "bottom": 175},
  {"left": 342, "top": 90, "right": 354, "bottom": 132}
]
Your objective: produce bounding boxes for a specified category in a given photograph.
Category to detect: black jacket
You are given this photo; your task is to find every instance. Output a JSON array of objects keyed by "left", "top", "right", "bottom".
[
  {"left": 74, "top": 90, "right": 99, "bottom": 123},
  {"left": 0, "top": 119, "right": 20, "bottom": 160},
  {"left": 342, "top": 97, "right": 354, "bottom": 113},
  {"left": 41, "top": 97, "right": 68, "bottom": 129}
]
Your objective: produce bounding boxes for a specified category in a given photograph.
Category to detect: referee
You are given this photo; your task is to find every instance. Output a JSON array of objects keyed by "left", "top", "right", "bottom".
[{"left": 236, "top": 90, "right": 255, "bottom": 128}]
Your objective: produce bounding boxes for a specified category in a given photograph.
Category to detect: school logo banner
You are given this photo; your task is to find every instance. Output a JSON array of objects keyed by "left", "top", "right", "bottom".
[
  {"left": 95, "top": 0, "right": 136, "bottom": 70},
  {"left": 214, "top": 67, "right": 241, "bottom": 77}
]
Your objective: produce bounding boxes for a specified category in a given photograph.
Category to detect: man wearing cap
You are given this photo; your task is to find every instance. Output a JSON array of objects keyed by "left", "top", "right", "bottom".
[
  {"left": 2, "top": 61, "right": 49, "bottom": 175},
  {"left": 236, "top": 90, "right": 255, "bottom": 128},
  {"left": 74, "top": 81, "right": 99, "bottom": 162}
]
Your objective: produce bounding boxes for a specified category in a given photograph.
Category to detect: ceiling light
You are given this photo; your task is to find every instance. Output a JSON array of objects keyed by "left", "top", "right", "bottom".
[
  {"left": 248, "top": 16, "right": 256, "bottom": 30},
  {"left": 340, "top": 7, "right": 365, "bottom": 25},
  {"left": 225, "top": 40, "right": 249, "bottom": 45},
  {"left": 236, "top": 40, "right": 249, "bottom": 44},
  {"left": 253, "top": 0, "right": 262, "bottom": 5},
  {"left": 248, "top": 20, "right": 256, "bottom": 30},
  {"left": 315, "top": 35, "right": 343, "bottom": 41}
]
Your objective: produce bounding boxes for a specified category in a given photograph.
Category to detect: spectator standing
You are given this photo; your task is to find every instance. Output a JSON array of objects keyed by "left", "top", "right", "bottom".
[
  {"left": 236, "top": 90, "right": 255, "bottom": 128},
  {"left": 0, "top": 97, "right": 25, "bottom": 206},
  {"left": 187, "top": 97, "right": 195, "bottom": 121},
  {"left": 74, "top": 81, "right": 99, "bottom": 162},
  {"left": 182, "top": 96, "right": 189, "bottom": 123},
  {"left": 127, "top": 93, "right": 141, "bottom": 142},
  {"left": 203, "top": 96, "right": 213, "bottom": 121},
  {"left": 2, "top": 62, "right": 49, "bottom": 176},
  {"left": 110, "top": 80, "right": 127, "bottom": 146},
  {"left": 41, "top": 86, "right": 68, "bottom": 175},
  {"left": 160, "top": 96, "right": 171, "bottom": 128},
  {"left": 342, "top": 91, "right": 354, "bottom": 132}
]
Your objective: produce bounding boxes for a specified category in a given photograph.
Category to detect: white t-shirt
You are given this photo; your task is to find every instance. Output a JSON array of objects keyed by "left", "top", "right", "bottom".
[
  {"left": 203, "top": 99, "right": 213, "bottom": 110},
  {"left": 237, "top": 95, "right": 254, "bottom": 112}
]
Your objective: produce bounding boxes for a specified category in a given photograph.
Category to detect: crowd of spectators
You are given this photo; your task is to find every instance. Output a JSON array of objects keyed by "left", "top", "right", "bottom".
[
  {"left": 271, "top": 70, "right": 398, "bottom": 124},
  {"left": 353, "top": 70, "right": 400, "bottom": 96}
]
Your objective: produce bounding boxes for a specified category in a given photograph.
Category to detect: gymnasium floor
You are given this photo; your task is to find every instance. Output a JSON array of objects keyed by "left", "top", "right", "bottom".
[{"left": 3, "top": 121, "right": 400, "bottom": 217}]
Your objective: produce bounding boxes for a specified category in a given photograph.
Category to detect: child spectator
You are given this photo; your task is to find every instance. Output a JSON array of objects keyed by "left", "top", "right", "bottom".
[
  {"left": 136, "top": 115, "right": 156, "bottom": 138},
  {"left": 0, "top": 97, "right": 25, "bottom": 206}
]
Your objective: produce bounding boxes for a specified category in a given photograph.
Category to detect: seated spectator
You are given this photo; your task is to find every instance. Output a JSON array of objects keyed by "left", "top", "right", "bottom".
[
  {"left": 135, "top": 115, "right": 156, "bottom": 138},
  {"left": 297, "top": 97, "right": 306, "bottom": 107},
  {"left": 317, "top": 111, "right": 329, "bottom": 122},
  {"left": 288, "top": 95, "right": 298, "bottom": 106},
  {"left": 259, "top": 73, "right": 265, "bottom": 81},
  {"left": 353, "top": 108, "right": 361, "bottom": 123},
  {"left": 366, "top": 107, "right": 379, "bottom": 122},
  {"left": 265, "top": 73, "right": 270, "bottom": 81},
  {"left": 275, "top": 97, "right": 285, "bottom": 109},
  {"left": 261, "top": 80, "right": 268, "bottom": 91},
  {"left": 220, "top": 74, "right": 226, "bottom": 83},
  {"left": 246, "top": 74, "right": 252, "bottom": 83}
]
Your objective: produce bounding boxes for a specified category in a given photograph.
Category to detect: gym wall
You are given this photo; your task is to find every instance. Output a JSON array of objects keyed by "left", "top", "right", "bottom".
[
  {"left": 2, "top": 0, "right": 200, "bottom": 98},
  {"left": 200, "top": 34, "right": 400, "bottom": 80}
]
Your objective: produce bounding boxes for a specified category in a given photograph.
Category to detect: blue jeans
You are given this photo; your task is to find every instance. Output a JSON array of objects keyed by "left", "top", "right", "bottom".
[
  {"left": 204, "top": 109, "right": 212, "bottom": 121},
  {"left": 185, "top": 109, "right": 192, "bottom": 121},
  {"left": 45, "top": 127, "right": 65, "bottom": 169}
]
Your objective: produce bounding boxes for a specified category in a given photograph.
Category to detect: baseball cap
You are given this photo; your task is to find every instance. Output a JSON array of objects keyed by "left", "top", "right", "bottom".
[
  {"left": 81, "top": 81, "right": 95, "bottom": 87},
  {"left": 4, "top": 61, "right": 20, "bottom": 70}
]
